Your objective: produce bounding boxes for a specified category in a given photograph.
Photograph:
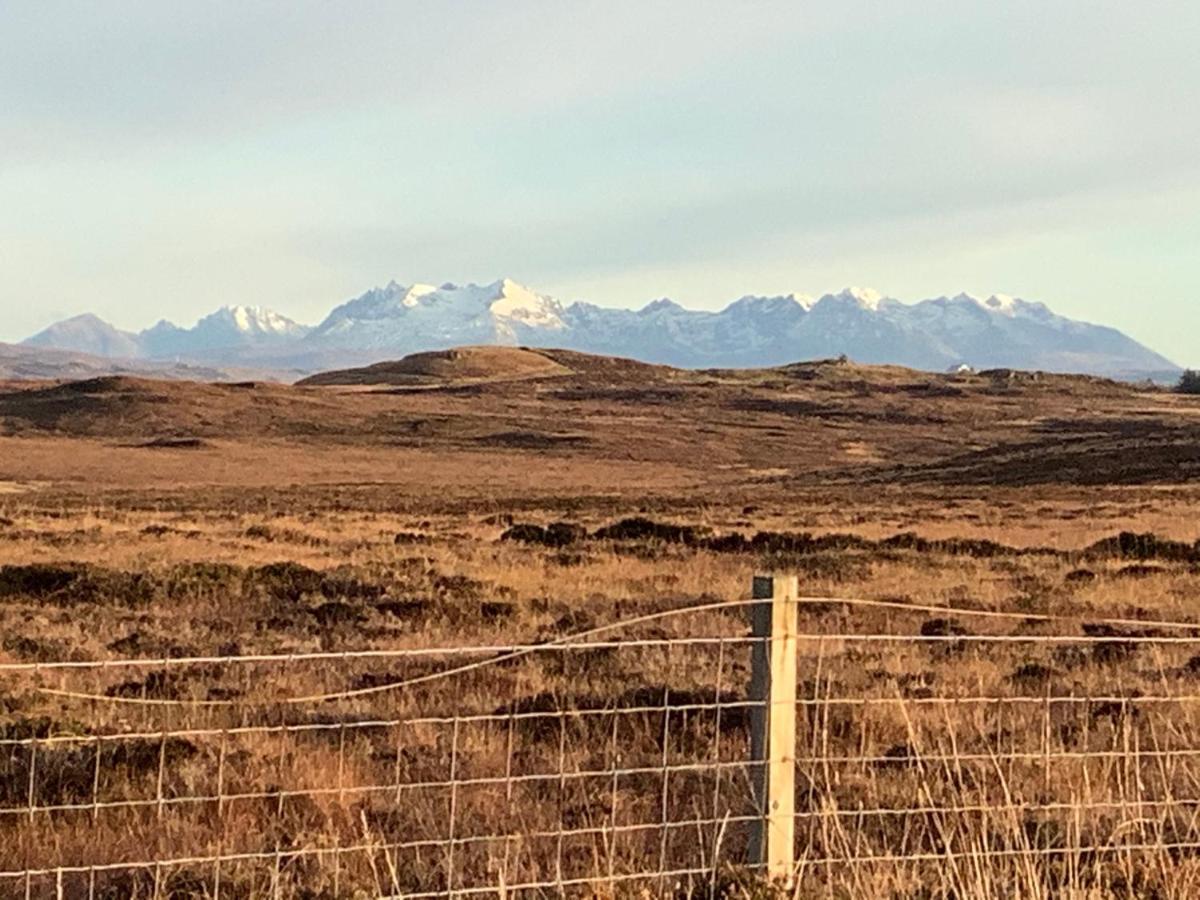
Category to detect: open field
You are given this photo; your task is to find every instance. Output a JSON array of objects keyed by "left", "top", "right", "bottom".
[{"left": 2, "top": 349, "right": 1200, "bottom": 897}]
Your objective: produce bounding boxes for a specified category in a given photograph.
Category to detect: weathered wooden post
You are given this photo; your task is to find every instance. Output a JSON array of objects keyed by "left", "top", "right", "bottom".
[{"left": 748, "top": 574, "right": 798, "bottom": 885}]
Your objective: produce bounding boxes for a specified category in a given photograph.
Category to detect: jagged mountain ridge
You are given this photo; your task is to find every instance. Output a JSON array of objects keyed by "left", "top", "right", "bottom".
[
  {"left": 19, "top": 280, "right": 1179, "bottom": 378},
  {"left": 23, "top": 306, "right": 310, "bottom": 364},
  {"left": 141, "top": 306, "right": 311, "bottom": 362},
  {"left": 308, "top": 279, "right": 566, "bottom": 349}
]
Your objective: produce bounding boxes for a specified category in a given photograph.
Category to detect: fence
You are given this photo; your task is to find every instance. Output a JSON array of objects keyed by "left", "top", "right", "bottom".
[{"left": 6, "top": 576, "right": 1200, "bottom": 897}]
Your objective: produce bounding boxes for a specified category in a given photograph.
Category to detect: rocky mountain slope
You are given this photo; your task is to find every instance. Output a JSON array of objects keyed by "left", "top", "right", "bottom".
[{"left": 18, "top": 280, "right": 1179, "bottom": 379}]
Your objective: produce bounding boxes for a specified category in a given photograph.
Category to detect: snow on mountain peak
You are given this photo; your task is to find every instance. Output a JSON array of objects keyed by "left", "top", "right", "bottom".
[
  {"left": 209, "top": 305, "right": 307, "bottom": 336},
  {"left": 829, "top": 286, "right": 885, "bottom": 310},
  {"left": 937, "top": 292, "right": 1026, "bottom": 318},
  {"left": 640, "top": 298, "right": 686, "bottom": 315},
  {"left": 400, "top": 285, "right": 439, "bottom": 308},
  {"left": 728, "top": 293, "right": 814, "bottom": 315},
  {"left": 984, "top": 294, "right": 1017, "bottom": 314},
  {"left": 488, "top": 278, "right": 566, "bottom": 328},
  {"left": 309, "top": 278, "right": 566, "bottom": 348},
  {"left": 19, "top": 278, "right": 1178, "bottom": 378}
]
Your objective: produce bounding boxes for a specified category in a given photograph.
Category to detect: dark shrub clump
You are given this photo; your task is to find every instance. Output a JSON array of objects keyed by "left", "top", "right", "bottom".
[
  {"left": 1177, "top": 370, "right": 1200, "bottom": 395},
  {"left": 0, "top": 564, "right": 158, "bottom": 606},
  {"left": 592, "top": 518, "right": 706, "bottom": 545},
  {"left": 501, "top": 522, "right": 586, "bottom": 547},
  {"left": 1085, "top": 531, "right": 1198, "bottom": 564},
  {"left": 393, "top": 531, "right": 429, "bottom": 545}
]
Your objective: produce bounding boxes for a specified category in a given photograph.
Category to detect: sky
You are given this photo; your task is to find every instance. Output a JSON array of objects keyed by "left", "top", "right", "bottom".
[{"left": 1, "top": 1, "right": 1197, "bottom": 365}]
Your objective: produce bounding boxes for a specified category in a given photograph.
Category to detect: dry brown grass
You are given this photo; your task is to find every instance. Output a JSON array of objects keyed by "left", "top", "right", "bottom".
[
  {"left": 1, "top": 495, "right": 1199, "bottom": 897},
  {"left": 2, "top": 359, "right": 1200, "bottom": 896}
]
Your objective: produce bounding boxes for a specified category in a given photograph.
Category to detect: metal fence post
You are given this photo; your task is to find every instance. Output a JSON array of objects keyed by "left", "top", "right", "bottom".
[{"left": 748, "top": 574, "right": 798, "bottom": 885}]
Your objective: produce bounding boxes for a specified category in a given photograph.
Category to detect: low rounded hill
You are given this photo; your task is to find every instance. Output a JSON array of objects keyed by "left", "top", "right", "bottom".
[
  {"left": 296, "top": 345, "right": 666, "bottom": 387},
  {"left": 297, "top": 346, "right": 571, "bottom": 386},
  {"left": 2, "top": 346, "right": 1197, "bottom": 488}
]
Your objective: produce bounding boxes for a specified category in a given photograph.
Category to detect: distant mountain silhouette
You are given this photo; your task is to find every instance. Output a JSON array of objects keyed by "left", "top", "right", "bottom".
[{"left": 21, "top": 279, "right": 1179, "bottom": 380}]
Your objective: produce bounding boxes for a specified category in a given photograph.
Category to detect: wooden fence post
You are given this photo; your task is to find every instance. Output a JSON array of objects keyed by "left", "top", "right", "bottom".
[{"left": 748, "top": 574, "right": 798, "bottom": 885}]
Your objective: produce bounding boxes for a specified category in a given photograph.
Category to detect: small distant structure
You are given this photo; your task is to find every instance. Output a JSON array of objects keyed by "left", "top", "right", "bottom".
[{"left": 948, "top": 363, "right": 975, "bottom": 375}]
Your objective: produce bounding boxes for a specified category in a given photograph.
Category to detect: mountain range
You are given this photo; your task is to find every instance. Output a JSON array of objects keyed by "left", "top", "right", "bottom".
[{"left": 18, "top": 279, "right": 1180, "bottom": 381}]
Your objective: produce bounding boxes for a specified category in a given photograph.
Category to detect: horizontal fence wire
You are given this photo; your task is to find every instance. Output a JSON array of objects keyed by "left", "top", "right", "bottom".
[
  {"left": 0, "top": 758, "right": 754, "bottom": 821},
  {"left": 7, "top": 593, "right": 1200, "bottom": 896},
  {"left": 4, "top": 588, "right": 1200, "bottom": 674},
  {"left": 6, "top": 634, "right": 1200, "bottom": 675},
  {"left": 5, "top": 692, "right": 1200, "bottom": 749},
  {"left": 0, "top": 637, "right": 760, "bottom": 673},
  {"left": 0, "top": 606, "right": 758, "bottom": 898},
  {"left": 6, "top": 864, "right": 774, "bottom": 900},
  {"left": 0, "top": 815, "right": 764, "bottom": 879}
]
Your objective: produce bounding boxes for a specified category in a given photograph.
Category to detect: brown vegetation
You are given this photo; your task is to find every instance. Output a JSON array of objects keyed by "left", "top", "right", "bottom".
[{"left": 2, "top": 350, "right": 1200, "bottom": 896}]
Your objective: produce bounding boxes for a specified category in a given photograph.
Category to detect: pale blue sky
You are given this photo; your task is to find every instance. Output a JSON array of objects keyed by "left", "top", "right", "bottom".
[{"left": 1, "top": 1, "right": 1197, "bottom": 364}]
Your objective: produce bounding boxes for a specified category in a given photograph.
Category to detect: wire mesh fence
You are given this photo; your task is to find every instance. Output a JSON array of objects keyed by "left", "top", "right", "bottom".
[
  {"left": 783, "top": 596, "right": 1200, "bottom": 897},
  {"left": 1, "top": 614, "right": 765, "bottom": 898},
  {"left": 6, "top": 583, "right": 1200, "bottom": 897}
]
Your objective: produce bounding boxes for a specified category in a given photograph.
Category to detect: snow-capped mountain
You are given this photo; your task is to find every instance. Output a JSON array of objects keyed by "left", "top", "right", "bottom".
[
  {"left": 23, "top": 306, "right": 310, "bottom": 364},
  {"left": 901, "top": 293, "right": 1158, "bottom": 373},
  {"left": 782, "top": 288, "right": 943, "bottom": 370},
  {"left": 141, "top": 306, "right": 310, "bottom": 358},
  {"left": 18, "top": 280, "right": 1180, "bottom": 379},
  {"left": 309, "top": 279, "right": 566, "bottom": 349},
  {"left": 555, "top": 295, "right": 814, "bottom": 368},
  {"left": 551, "top": 287, "right": 1176, "bottom": 374}
]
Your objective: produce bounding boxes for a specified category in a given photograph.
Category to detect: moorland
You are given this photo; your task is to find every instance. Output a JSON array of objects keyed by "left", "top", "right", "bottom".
[{"left": 2, "top": 346, "right": 1200, "bottom": 898}]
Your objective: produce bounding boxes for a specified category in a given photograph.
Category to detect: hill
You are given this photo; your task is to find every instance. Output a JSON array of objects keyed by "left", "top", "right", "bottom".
[
  {"left": 299, "top": 346, "right": 574, "bottom": 386},
  {"left": 2, "top": 348, "right": 1197, "bottom": 492},
  {"left": 22, "top": 314, "right": 141, "bottom": 358},
  {"left": 0, "top": 341, "right": 277, "bottom": 383}
]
